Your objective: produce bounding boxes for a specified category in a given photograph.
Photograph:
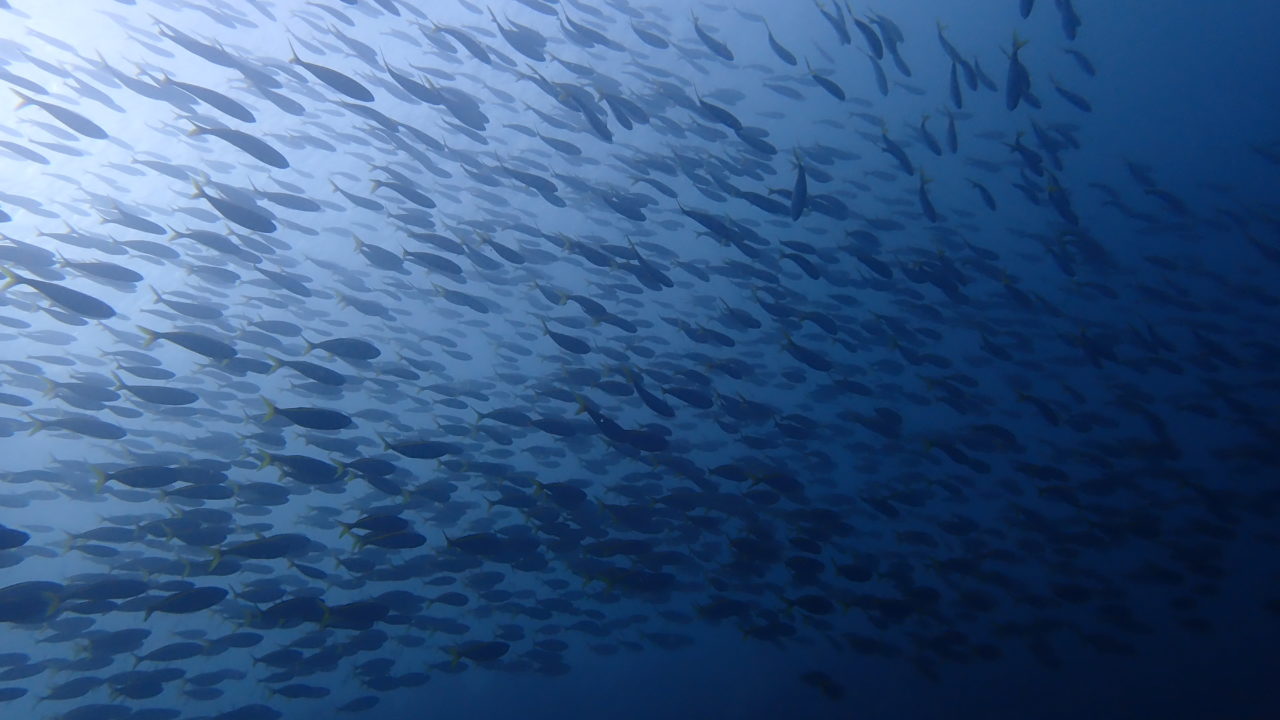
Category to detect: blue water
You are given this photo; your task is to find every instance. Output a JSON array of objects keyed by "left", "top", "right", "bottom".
[{"left": 0, "top": 1, "right": 1278, "bottom": 719}]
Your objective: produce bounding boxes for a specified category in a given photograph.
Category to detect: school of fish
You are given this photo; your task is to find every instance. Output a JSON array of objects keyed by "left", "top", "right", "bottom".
[{"left": 0, "top": 0, "right": 1278, "bottom": 718}]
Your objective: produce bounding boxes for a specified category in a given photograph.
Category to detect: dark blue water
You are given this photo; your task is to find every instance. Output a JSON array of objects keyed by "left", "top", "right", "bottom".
[{"left": 0, "top": 1, "right": 1278, "bottom": 719}]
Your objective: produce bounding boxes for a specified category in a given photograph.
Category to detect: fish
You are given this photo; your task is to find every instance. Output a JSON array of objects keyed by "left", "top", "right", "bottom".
[
  {"left": 0, "top": 265, "right": 117, "bottom": 318},
  {"left": 0, "top": 139, "right": 49, "bottom": 164},
  {"left": 968, "top": 179, "right": 998, "bottom": 210},
  {"left": 1055, "top": 0, "right": 1083, "bottom": 40},
  {"left": 261, "top": 397, "right": 353, "bottom": 430},
  {"left": 287, "top": 39, "right": 374, "bottom": 102},
  {"left": 1050, "top": 75, "right": 1093, "bottom": 112},
  {"left": 763, "top": 19, "right": 797, "bottom": 66},
  {"left": 805, "top": 59, "right": 846, "bottom": 101},
  {"left": 790, "top": 151, "right": 808, "bottom": 220},
  {"left": 12, "top": 90, "right": 108, "bottom": 139},
  {"left": 488, "top": 7, "right": 547, "bottom": 61},
  {"left": 691, "top": 12, "right": 734, "bottom": 61},
  {"left": 866, "top": 51, "right": 889, "bottom": 96},
  {"left": 188, "top": 181, "right": 277, "bottom": 233},
  {"left": 919, "top": 115, "right": 943, "bottom": 155},
  {"left": 1006, "top": 33, "right": 1032, "bottom": 111},
  {"left": 815, "top": 1, "right": 852, "bottom": 44},
  {"left": 879, "top": 127, "right": 915, "bottom": 176},
  {"left": 137, "top": 326, "right": 237, "bottom": 360},
  {"left": 160, "top": 75, "right": 255, "bottom": 122},
  {"left": 918, "top": 172, "right": 940, "bottom": 222},
  {"left": 186, "top": 122, "right": 288, "bottom": 169}
]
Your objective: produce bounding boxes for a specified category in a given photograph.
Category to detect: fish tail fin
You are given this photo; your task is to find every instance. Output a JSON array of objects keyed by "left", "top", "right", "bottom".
[
  {"left": 0, "top": 264, "right": 22, "bottom": 291},
  {"left": 11, "top": 89, "right": 32, "bottom": 109},
  {"left": 92, "top": 466, "right": 108, "bottom": 492},
  {"left": 41, "top": 592, "right": 61, "bottom": 621},
  {"left": 260, "top": 396, "right": 276, "bottom": 422},
  {"left": 137, "top": 325, "right": 158, "bottom": 348},
  {"left": 265, "top": 355, "right": 283, "bottom": 374},
  {"left": 24, "top": 413, "right": 44, "bottom": 435}
]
